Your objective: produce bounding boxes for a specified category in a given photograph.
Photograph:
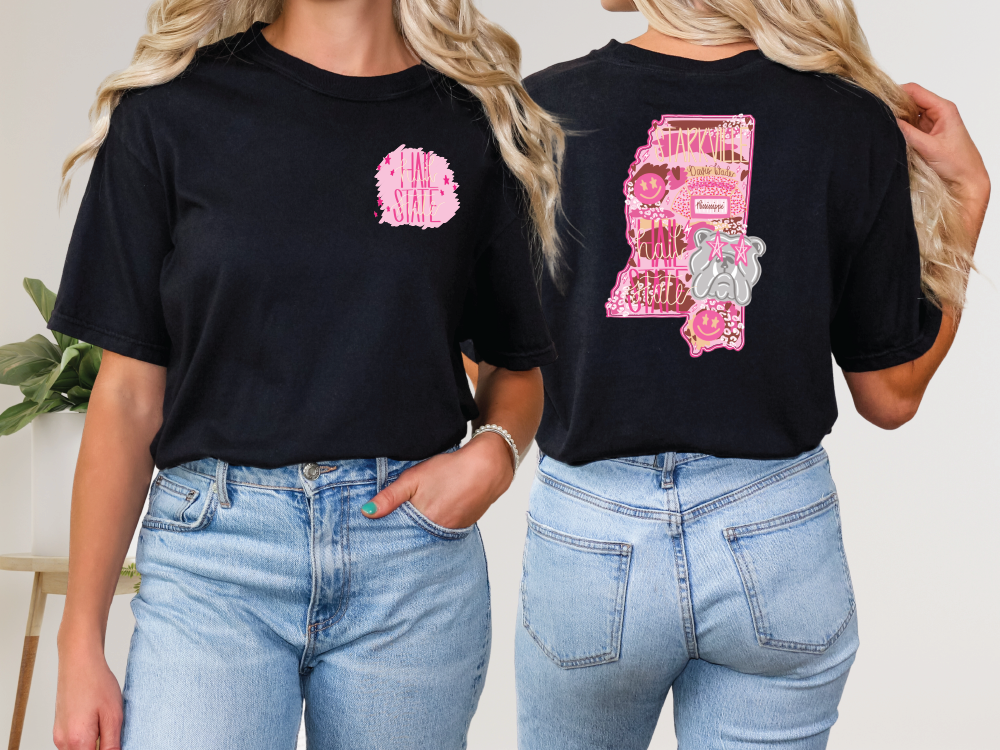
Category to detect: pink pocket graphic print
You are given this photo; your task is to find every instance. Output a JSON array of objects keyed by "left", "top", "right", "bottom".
[
  {"left": 606, "top": 115, "right": 767, "bottom": 356},
  {"left": 376, "top": 145, "right": 459, "bottom": 229}
]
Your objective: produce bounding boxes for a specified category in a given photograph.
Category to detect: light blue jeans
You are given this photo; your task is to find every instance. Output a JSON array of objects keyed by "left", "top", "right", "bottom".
[
  {"left": 516, "top": 447, "right": 858, "bottom": 749},
  {"left": 121, "top": 453, "right": 490, "bottom": 750}
]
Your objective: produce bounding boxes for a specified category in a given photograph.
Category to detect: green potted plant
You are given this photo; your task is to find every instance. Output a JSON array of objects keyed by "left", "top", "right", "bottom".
[
  {"left": 0, "top": 279, "right": 101, "bottom": 556},
  {"left": 0, "top": 278, "right": 101, "bottom": 433}
]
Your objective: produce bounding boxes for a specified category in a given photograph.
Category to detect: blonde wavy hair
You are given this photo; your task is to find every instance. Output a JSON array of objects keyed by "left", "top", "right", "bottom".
[
  {"left": 634, "top": 0, "right": 973, "bottom": 311},
  {"left": 61, "top": 0, "right": 565, "bottom": 274}
]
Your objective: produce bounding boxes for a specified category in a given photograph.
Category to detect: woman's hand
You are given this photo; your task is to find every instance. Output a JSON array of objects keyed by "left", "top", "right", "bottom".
[
  {"left": 362, "top": 432, "right": 514, "bottom": 529},
  {"left": 363, "top": 364, "right": 543, "bottom": 528},
  {"left": 53, "top": 638, "right": 123, "bottom": 750},
  {"left": 898, "top": 82, "right": 990, "bottom": 238}
]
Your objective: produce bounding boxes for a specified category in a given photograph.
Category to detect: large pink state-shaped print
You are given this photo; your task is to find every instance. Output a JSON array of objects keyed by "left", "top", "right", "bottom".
[
  {"left": 606, "top": 115, "right": 767, "bottom": 357},
  {"left": 376, "top": 145, "right": 460, "bottom": 229}
]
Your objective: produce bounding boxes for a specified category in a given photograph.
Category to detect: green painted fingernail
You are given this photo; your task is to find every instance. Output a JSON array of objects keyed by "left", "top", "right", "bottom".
[{"left": 361, "top": 502, "right": 377, "bottom": 516}]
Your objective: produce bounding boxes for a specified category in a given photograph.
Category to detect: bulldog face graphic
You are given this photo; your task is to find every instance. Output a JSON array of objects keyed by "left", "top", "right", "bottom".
[{"left": 687, "top": 228, "right": 766, "bottom": 307}]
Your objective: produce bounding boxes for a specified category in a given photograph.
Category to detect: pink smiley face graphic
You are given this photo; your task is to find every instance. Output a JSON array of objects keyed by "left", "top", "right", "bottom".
[
  {"left": 691, "top": 308, "right": 725, "bottom": 341},
  {"left": 633, "top": 172, "right": 667, "bottom": 205}
]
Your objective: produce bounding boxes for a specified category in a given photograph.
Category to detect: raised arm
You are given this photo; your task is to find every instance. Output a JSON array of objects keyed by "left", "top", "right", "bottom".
[
  {"left": 844, "top": 84, "right": 990, "bottom": 429},
  {"left": 54, "top": 352, "right": 164, "bottom": 750}
]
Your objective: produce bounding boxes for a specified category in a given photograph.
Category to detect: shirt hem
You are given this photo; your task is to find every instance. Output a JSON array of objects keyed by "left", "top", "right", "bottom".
[
  {"left": 537, "top": 438, "right": 829, "bottom": 466},
  {"left": 47, "top": 312, "right": 170, "bottom": 367},
  {"left": 154, "top": 431, "right": 470, "bottom": 471},
  {"left": 834, "top": 302, "right": 943, "bottom": 373},
  {"left": 476, "top": 343, "right": 557, "bottom": 371}
]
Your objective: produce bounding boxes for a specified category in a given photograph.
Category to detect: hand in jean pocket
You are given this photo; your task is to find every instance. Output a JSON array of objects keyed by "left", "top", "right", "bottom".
[{"left": 361, "top": 434, "right": 514, "bottom": 530}]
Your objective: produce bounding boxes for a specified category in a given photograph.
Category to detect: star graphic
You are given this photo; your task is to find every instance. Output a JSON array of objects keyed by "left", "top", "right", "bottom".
[
  {"left": 734, "top": 235, "right": 750, "bottom": 266},
  {"left": 444, "top": 175, "right": 450, "bottom": 185},
  {"left": 384, "top": 156, "right": 391, "bottom": 165},
  {"left": 377, "top": 198, "right": 383, "bottom": 207},
  {"left": 708, "top": 232, "right": 727, "bottom": 263},
  {"left": 390, "top": 170, "right": 394, "bottom": 176}
]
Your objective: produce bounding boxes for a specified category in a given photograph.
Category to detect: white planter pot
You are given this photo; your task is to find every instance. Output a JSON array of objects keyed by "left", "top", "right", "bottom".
[{"left": 31, "top": 411, "right": 86, "bottom": 557}]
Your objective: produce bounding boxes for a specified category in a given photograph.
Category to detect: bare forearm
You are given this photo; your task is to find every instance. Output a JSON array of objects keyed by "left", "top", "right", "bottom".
[
  {"left": 959, "top": 178, "right": 990, "bottom": 245},
  {"left": 60, "top": 364, "right": 162, "bottom": 648},
  {"left": 462, "top": 353, "right": 479, "bottom": 389},
  {"left": 472, "top": 363, "right": 543, "bottom": 462},
  {"left": 845, "top": 307, "right": 957, "bottom": 428}
]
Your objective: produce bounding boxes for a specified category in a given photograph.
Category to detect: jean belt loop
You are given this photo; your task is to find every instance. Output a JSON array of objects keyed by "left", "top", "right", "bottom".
[
  {"left": 376, "top": 456, "right": 388, "bottom": 492},
  {"left": 215, "top": 458, "right": 232, "bottom": 508},
  {"left": 661, "top": 452, "right": 676, "bottom": 489}
]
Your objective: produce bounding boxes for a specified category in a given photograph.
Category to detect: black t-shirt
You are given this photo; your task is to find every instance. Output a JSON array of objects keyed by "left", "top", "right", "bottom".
[
  {"left": 50, "top": 24, "right": 555, "bottom": 469},
  {"left": 524, "top": 41, "right": 940, "bottom": 464}
]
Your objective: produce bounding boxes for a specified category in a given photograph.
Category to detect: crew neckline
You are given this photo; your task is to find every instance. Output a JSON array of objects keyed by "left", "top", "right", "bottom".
[
  {"left": 241, "top": 21, "right": 434, "bottom": 101},
  {"left": 594, "top": 39, "right": 766, "bottom": 73}
]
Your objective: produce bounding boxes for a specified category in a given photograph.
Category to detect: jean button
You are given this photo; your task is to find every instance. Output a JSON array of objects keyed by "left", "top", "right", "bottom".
[{"left": 303, "top": 463, "right": 321, "bottom": 481}]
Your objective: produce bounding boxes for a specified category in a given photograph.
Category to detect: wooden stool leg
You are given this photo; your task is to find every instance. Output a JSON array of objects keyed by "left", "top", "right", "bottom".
[{"left": 8, "top": 572, "right": 47, "bottom": 750}]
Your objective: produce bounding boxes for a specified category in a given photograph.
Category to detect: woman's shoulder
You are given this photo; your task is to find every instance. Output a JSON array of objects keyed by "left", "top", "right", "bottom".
[
  {"left": 101, "top": 28, "right": 264, "bottom": 164},
  {"left": 113, "top": 27, "right": 262, "bottom": 111},
  {"left": 524, "top": 54, "right": 602, "bottom": 104},
  {"left": 773, "top": 67, "right": 902, "bottom": 139}
]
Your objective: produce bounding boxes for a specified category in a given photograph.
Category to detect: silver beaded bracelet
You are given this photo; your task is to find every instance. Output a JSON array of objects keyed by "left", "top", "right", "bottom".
[{"left": 471, "top": 423, "right": 520, "bottom": 474}]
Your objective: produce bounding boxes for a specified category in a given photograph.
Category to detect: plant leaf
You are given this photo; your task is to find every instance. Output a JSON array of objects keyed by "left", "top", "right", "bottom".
[
  {"left": 19, "top": 370, "right": 51, "bottom": 399},
  {"left": 78, "top": 346, "right": 103, "bottom": 389},
  {"left": 66, "top": 386, "right": 91, "bottom": 404},
  {"left": 0, "top": 401, "right": 39, "bottom": 436},
  {"left": 69, "top": 402, "right": 89, "bottom": 413},
  {"left": 0, "top": 335, "right": 61, "bottom": 385},
  {"left": 21, "top": 343, "right": 86, "bottom": 403},
  {"left": 17, "top": 334, "right": 61, "bottom": 362},
  {"left": 22, "top": 279, "right": 77, "bottom": 350},
  {"left": 1, "top": 355, "right": 53, "bottom": 387},
  {"left": 51, "top": 366, "right": 80, "bottom": 394},
  {"left": 52, "top": 329, "right": 79, "bottom": 353},
  {"left": 0, "top": 397, "right": 66, "bottom": 436},
  {"left": 23, "top": 278, "right": 57, "bottom": 324}
]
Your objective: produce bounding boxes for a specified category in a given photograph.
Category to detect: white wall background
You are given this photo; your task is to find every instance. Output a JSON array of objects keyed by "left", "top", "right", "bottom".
[{"left": 1, "top": 2, "right": 996, "bottom": 748}]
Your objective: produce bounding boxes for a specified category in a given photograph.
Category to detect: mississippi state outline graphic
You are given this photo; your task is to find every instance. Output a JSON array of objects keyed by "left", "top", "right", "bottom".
[{"left": 606, "top": 114, "right": 767, "bottom": 356}]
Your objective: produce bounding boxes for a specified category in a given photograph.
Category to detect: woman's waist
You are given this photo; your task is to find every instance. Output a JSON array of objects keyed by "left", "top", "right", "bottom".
[
  {"left": 164, "top": 449, "right": 457, "bottom": 492},
  {"left": 535, "top": 444, "right": 830, "bottom": 516}
]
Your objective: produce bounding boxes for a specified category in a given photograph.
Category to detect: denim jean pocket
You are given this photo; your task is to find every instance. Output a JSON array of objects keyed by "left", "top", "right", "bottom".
[
  {"left": 520, "top": 514, "right": 632, "bottom": 668},
  {"left": 399, "top": 501, "right": 476, "bottom": 541},
  {"left": 142, "top": 471, "right": 218, "bottom": 533},
  {"left": 725, "top": 493, "right": 855, "bottom": 654}
]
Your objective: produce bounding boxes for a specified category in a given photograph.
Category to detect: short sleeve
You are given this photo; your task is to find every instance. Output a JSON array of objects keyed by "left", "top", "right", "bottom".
[
  {"left": 459, "top": 338, "right": 478, "bottom": 362},
  {"left": 48, "top": 107, "right": 173, "bottom": 366},
  {"left": 830, "top": 151, "right": 942, "bottom": 372},
  {"left": 461, "top": 197, "right": 557, "bottom": 371}
]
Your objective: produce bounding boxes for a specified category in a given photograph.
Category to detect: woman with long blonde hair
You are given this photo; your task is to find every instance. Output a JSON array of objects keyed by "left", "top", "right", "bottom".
[
  {"left": 510, "top": 0, "right": 989, "bottom": 747},
  {"left": 50, "top": 1, "right": 562, "bottom": 748}
]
